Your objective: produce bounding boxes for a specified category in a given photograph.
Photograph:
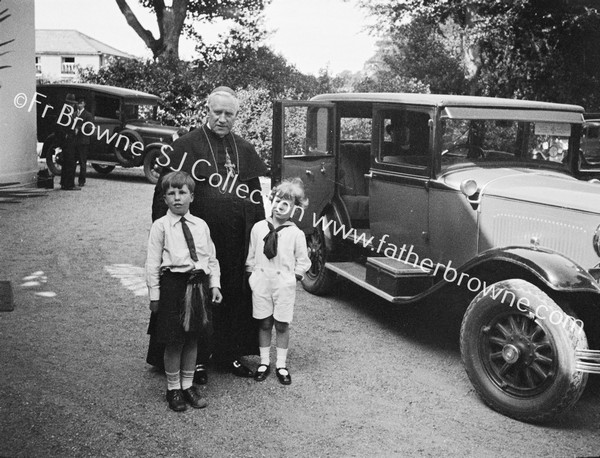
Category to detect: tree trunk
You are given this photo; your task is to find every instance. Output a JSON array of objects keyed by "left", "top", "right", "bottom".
[
  {"left": 114, "top": 0, "right": 188, "bottom": 60},
  {"left": 462, "top": 5, "right": 481, "bottom": 95}
]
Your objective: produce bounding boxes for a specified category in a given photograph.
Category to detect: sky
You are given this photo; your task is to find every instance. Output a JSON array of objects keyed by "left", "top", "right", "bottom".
[{"left": 34, "top": 0, "right": 378, "bottom": 76}]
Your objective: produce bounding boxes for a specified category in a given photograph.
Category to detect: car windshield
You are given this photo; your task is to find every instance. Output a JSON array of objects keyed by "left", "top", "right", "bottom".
[{"left": 440, "top": 118, "right": 572, "bottom": 173}]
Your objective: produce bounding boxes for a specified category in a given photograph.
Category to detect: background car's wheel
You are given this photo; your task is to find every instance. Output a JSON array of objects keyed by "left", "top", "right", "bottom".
[
  {"left": 114, "top": 129, "right": 144, "bottom": 167},
  {"left": 91, "top": 164, "right": 115, "bottom": 175},
  {"left": 460, "top": 279, "right": 588, "bottom": 423},
  {"left": 44, "top": 138, "right": 63, "bottom": 176},
  {"left": 143, "top": 148, "right": 163, "bottom": 184},
  {"left": 302, "top": 221, "right": 335, "bottom": 295}
]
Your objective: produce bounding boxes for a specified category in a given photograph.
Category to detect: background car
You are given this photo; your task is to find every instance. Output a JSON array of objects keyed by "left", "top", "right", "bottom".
[
  {"left": 272, "top": 93, "right": 600, "bottom": 423},
  {"left": 36, "top": 83, "right": 183, "bottom": 183}
]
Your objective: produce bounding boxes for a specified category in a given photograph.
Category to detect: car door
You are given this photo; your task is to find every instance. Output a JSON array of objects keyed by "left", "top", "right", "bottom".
[
  {"left": 369, "top": 104, "right": 433, "bottom": 261},
  {"left": 272, "top": 101, "right": 336, "bottom": 231}
]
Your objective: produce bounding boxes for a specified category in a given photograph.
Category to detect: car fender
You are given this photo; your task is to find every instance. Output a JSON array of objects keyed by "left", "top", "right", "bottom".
[
  {"left": 144, "top": 141, "right": 170, "bottom": 156},
  {"left": 459, "top": 246, "right": 600, "bottom": 294}
]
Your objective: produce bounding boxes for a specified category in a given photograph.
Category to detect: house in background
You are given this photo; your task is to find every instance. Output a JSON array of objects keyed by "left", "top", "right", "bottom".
[{"left": 35, "top": 29, "right": 135, "bottom": 81}]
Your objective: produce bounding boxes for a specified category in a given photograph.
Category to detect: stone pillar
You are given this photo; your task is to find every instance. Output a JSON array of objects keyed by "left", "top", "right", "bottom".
[{"left": 0, "top": 0, "right": 37, "bottom": 186}]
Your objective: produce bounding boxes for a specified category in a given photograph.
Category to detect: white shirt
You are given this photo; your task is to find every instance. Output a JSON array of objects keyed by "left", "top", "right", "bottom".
[
  {"left": 245, "top": 218, "right": 311, "bottom": 279},
  {"left": 146, "top": 210, "right": 221, "bottom": 300}
]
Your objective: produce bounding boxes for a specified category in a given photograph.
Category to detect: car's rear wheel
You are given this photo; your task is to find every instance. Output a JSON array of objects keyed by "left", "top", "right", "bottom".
[
  {"left": 45, "top": 138, "right": 63, "bottom": 176},
  {"left": 143, "top": 147, "right": 164, "bottom": 184},
  {"left": 460, "top": 279, "right": 588, "bottom": 423},
  {"left": 302, "top": 220, "right": 335, "bottom": 295},
  {"left": 91, "top": 164, "right": 115, "bottom": 175},
  {"left": 114, "top": 129, "right": 144, "bottom": 167}
]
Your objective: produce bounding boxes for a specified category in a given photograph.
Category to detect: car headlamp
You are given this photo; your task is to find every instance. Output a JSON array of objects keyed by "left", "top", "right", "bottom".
[{"left": 460, "top": 179, "right": 478, "bottom": 197}]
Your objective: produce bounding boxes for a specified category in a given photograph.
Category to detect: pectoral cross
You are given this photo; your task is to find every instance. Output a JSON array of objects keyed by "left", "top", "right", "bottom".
[{"left": 224, "top": 147, "right": 237, "bottom": 175}]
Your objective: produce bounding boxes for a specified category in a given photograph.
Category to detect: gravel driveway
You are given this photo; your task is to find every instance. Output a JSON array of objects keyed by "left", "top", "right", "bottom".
[{"left": 1, "top": 167, "right": 600, "bottom": 457}]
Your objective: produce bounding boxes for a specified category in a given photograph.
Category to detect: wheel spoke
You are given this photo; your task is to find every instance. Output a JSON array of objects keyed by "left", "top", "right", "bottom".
[
  {"left": 529, "top": 325, "right": 544, "bottom": 341},
  {"left": 499, "top": 362, "right": 512, "bottom": 376},
  {"left": 519, "top": 315, "right": 529, "bottom": 334},
  {"left": 488, "top": 335, "right": 508, "bottom": 346},
  {"left": 508, "top": 315, "right": 520, "bottom": 334},
  {"left": 494, "top": 322, "right": 512, "bottom": 339},
  {"left": 530, "top": 362, "right": 548, "bottom": 380},
  {"left": 533, "top": 352, "right": 554, "bottom": 366},
  {"left": 490, "top": 350, "right": 504, "bottom": 360},
  {"left": 524, "top": 367, "right": 536, "bottom": 388}
]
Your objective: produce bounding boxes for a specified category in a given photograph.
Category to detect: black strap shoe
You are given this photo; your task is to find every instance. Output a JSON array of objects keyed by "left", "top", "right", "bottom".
[
  {"left": 166, "top": 389, "right": 187, "bottom": 412},
  {"left": 276, "top": 368, "right": 292, "bottom": 385},
  {"left": 254, "top": 364, "right": 271, "bottom": 382}
]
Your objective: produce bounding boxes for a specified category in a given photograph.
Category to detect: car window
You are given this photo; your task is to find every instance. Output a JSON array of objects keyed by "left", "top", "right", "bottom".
[
  {"left": 440, "top": 118, "right": 572, "bottom": 172},
  {"left": 340, "top": 117, "right": 371, "bottom": 141},
  {"left": 377, "top": 109, "right": 431, "bottom": 172},
  {"left": 283, "top": 106, "right": 332, "bottom": 156},
  {"left": 94, "top": 95, "right": 120, "bottom": 119}
]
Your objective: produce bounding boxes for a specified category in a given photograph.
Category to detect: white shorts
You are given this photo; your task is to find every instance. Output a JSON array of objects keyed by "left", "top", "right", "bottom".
[{"left": 249, "top": 267, "right": 297, "bottom": 323}]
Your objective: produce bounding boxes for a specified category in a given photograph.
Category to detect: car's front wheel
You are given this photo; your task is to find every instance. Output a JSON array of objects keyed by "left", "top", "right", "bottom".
[
  {"left": 45, "top": 138, "right": 63, "bottom": 176},
  {"left": 143, "top": 147, "right": 164, "bottom": 184},
  {"left": 460, "top": 279, "right": 588, "bottom": 423},
  {"left": 302, "top": 221, "right": 335, "bottom": 295}
]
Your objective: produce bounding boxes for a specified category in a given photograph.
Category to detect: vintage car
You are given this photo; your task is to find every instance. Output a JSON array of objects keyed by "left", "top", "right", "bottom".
[
  {"left": 272, "top": 93, "right": 600, "bottom": 422},
  {"left": 36, "top": 83, "right": 181, "bottom": 183}
]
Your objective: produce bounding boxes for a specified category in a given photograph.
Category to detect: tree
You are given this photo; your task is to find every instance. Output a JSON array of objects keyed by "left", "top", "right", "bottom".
[
  {"left": 198, "top": 45, "right": 320, "bottom": 98},
  {"left": 360, "top": 0, "right": 600, "bottom": 106},
  {"left": 366, "top": 18, "right": 467, "bottom": 94},
  {"left": 115, "top": 0, "right": 270, "bottom": 60}
]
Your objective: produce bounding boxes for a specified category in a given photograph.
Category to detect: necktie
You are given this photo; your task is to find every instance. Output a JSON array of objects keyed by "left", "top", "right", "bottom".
[
  {"left": 263, "top": 222, "right": 286, "bottom": 260},
  {"left": 180, "top": 217, "right": 199, "bottom": 262}
]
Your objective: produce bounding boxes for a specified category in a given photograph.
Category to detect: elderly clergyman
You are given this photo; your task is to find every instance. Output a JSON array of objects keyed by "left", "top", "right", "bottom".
[{"left": 147, "top": 86, "right": 268, "bottom": 381}]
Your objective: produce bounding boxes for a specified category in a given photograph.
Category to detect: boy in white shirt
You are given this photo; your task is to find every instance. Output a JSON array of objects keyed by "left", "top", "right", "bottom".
[
  {"left": 146, "top": 171, "right": 222, "bottom": 411},
  {"left": 246, "top": 178, "right": 311, "bottom": 385}
]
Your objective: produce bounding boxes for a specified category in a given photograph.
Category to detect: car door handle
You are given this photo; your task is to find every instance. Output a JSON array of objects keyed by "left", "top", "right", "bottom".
[
  {"left": 320, "top": 162, "right": 326, "bottom": 173},
  {"left": 305, "top": 170, "right": 313, "bottom": 176}
]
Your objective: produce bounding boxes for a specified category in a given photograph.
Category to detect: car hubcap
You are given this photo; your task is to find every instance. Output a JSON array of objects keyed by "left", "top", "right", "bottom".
[{"left": 481, "top": 313, "right": 557, "bottom": 396}]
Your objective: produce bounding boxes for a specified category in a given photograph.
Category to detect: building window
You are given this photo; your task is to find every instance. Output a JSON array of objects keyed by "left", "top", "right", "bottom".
[
  {"left": 61, "top": 56, "right": 76, "bottom": 74},
  {"left": 35, "top": 56, "right": 41, "bottom": 74}
]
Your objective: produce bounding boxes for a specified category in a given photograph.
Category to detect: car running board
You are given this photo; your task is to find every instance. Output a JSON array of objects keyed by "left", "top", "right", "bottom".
[{"left": 325, "top": 259, "right": 434, "bottom": 304}]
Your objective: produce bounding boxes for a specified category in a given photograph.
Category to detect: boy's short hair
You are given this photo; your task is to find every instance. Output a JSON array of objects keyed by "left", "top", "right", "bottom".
[
  {"left": 270, "top": 177, "right": 309, "bottom": 208},
  {"left": 161, "top": 171, "right": 196, "bottom": 194}
]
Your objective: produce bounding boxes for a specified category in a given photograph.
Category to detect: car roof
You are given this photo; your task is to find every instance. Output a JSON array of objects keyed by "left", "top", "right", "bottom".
[
  {"left": 37, "top": 83, "right": 161, "bottom": 104},
  {"left": 310, "top": 92, "right": 584, "bottom": 112}
]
